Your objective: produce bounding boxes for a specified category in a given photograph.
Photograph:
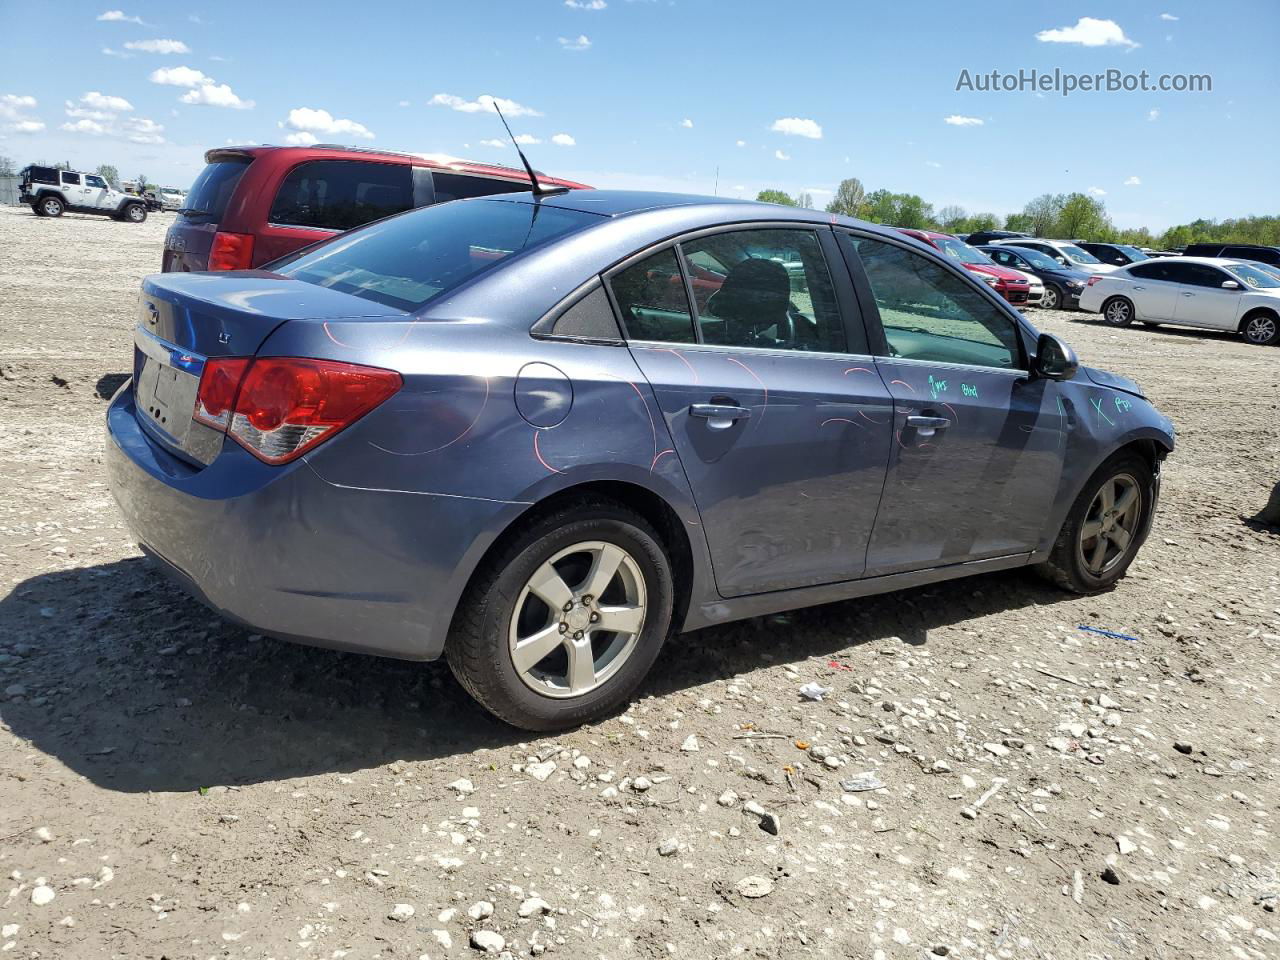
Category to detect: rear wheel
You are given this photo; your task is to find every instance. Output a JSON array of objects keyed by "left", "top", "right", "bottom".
[
  {"left": 1241, "top": 310, "right": 1280, "bottom": 346},
  {"left": 124, "top": 203, "right": 147, "bottom": 223},
  {"left": 1041, "top": 284, "right": 1062, "bottom": 310},
  {"left": 1037, "top": 453, "right": 1154, "bottom": 594},
  {"left": 446, "top": 499, "right": 674, "bottom": 731},
  {"left": 1102, "top": 296, "right": 1134, "bottom": 327},
  {"left": 40, "top": 196, "right": 64, "bottom": 217}
]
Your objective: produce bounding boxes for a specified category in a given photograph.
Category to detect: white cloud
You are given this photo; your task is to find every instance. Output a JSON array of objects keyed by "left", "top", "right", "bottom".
[
  {"left": 149, "top": 65, "right": 211, "bottom": 87},
  {"left": 1, "top": 94, "right": 44, "bottom": 133},
  {"left": 735, "top": 139, "right": 745, "bottom": 147},
  {"left": 101, "top": 47, "right": 133, "bottom": 58},
  {"left": 558, "top": 34, "right": 592, "bottom": 50},
  {"left": 125, "top": 38, "right": 190, "bottom": 54},
  {"left": 124, "top": 116, "right": 166, "bottom": 143},
  {"left": 1148, "top": 108, "right": 1160, "bottom": 121},
  {"left": 551, "top": 133, "right": 576, "bottom": 146},
  {"left": 680, "top": 118, "right": 693, "bottom": 128},
  {"left": 61, "top": 118, "right": 110, "bottom": 135},
  {"left": 7, "top": 119, "right": 45, "bottom": 133},
  {"left": 82, "top": 91, "right": 134, "bottom": 111},
  {"left": 284, "top": 106, "right": 373, "bottom": 138},
  {"left": 770, "top": 116, "right": 822, "bottom": 139},
  {"left": 1087, "top": 186, "right": 1107, "bottom": 196},
  {"left": 1159, "top": 12, "right": 1178, "bottom": 20},
  {"left": 479, "top": 138, "right": 507, "bottom": 148},
  {"left": 64, "top": 102, "right": 115, "bottom": 121},
  {"left": 284, "top": 130, "right": 319, "bottom": 145},
  {"left": 514, "top": 134, "right": 540, "bottom": 145},
  {"left": 181, "top": 82, "right": 253, "bottom": 109},
  {"left": 1124, "top": 176, "right": 1142, "bottom": 186},
  {"left": 565, "top": 0, "right": 606, "bottom": 7},
  {"left": 774, "top": 149, "right": 790, "bottom": 160},
  {"left": 944, "top": 115, "right": 984, "bottom": 126},
  {"left": 428, "top": 94, "right": 542, "bottom": 117},
  {"left": 97, "top": 9, "right": 144, "bottom": 23},
  {"left": 925, "top": 160, "right": 942, "bottom": 168},
  {"left": 1035, "top": 17, "right": 1138, "bottom": 48}
]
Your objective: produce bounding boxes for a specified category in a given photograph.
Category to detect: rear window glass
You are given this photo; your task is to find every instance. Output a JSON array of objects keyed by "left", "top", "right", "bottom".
[
  {"left": 270, "top": 160, "right": 412, "bottom": 231},
  {"left": 184, "top": 158, "right": 252, "bottom": 220},
  {"left": 273, "top": 198, "right": 600, "bottom": 311}
]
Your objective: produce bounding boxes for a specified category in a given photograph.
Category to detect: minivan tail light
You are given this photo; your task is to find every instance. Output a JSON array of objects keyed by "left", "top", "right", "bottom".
[
  {"left": 208, "top": 231, "right": 255, "bottom": 270},
  {"left": 191, "top": 357, "right": 402, "bottom": 464}
]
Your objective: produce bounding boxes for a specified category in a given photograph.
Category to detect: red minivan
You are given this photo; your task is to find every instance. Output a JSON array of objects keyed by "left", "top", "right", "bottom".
[
  {"left": 897, "top": 228, "right": 1031, "bottom": 305},
  {"left": 163, "top": 144, "right": 590, "bottom": 272}
]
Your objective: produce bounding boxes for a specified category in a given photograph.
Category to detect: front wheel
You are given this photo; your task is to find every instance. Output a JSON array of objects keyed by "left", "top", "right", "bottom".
[
  {"left": 446, "top": 499, "right": 674, "bottom": 731},
  {"left": 1241, "top": 310, "right": 1280, "bottom": 346},
  {"left": 1036, "top": 453, "right": 1155, "bottom": 594},
  {"left": 1102, "top": 296, "right": 1135, "bottom": 327},
  {"left": 1041, "top": 284, "right": 1062, "bottom": 310},
  {"left": 40, "top": 196, "right": 64, "bottom": 217}
]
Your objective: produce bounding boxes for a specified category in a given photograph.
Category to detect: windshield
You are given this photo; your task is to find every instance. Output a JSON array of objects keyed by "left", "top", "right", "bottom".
[
  {"left": 1008, "top": 247, "right": 1060, "bottom": 270},
  {"left": 934, "top": 235, "right": 993, "bottom": 265},
  {"left": 1245, "top": 262, "right": 1280, "bottom": 283},
  {"left": 273, "top": 198, "right": 601, "bottom": 312},
  {"left": 182, "top": 157, "right": 251, "bottom": 219},
  {"left": 1114, "top": 244, "right": 1148, "bottom": 261},
  {"left": 1225, "top": 263, "right": 1280, "bottom": 289},
  {"left": 1060, "top": 244, "right": 1102, "bottom": 264}
]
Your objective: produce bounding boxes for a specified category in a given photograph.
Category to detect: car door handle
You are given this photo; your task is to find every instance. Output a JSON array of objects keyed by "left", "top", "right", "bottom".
[
  {"left": 1182, "top": 292, "right": 1194, "bottom": 297},
  {"left": 906, "top": 415, "right": 951, "bottom": 438},
  {"left": 1132, "top": 285, "right": 1145, "bottom": 291},
  {"left": 690, "top": 402, "right": 751, "bottom": 430}
]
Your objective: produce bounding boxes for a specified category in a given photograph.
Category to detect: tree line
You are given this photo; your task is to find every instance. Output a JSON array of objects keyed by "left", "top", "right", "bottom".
[{"left": 756, "top": 178, "right": 1280, "bottom": 251}]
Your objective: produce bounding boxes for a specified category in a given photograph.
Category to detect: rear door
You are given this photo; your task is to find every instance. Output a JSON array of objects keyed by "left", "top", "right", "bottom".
[
  {"left": 613, "top": 226, "right": 894, "bottom": 598},
  {"left": 60, "top": 171, "right": 87, "bottom": 207},
  {"left": 1169, "top": 262, "right": 1242, "bottom": 330},
  {"left": 839, "top": 230, "right": 1067, "bottom": 575},
  {"left": 1124, "top": 261, "right": 1180, "bottom": 319}
]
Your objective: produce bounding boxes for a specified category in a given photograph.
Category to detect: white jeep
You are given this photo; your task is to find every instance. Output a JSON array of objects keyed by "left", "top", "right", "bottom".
[{"left": 18, "top": 165, "right": 149, "bottom": 223}]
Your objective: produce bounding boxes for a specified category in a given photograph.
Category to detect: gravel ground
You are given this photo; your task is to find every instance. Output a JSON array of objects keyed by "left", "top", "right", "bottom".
[{"left": 0, "top": 204, "right": 1278, "bottom": 960}]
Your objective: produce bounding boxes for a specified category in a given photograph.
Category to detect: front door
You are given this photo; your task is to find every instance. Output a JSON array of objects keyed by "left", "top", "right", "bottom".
[
  {"left": 81, "top": 174, "right": 110, "bottom": 209},
  {"left": 840, "top": 231, "right": 1067, "bottom": 575},
  {"left": 1169, "top": 262, "right": 1242, "bottom": 330},
  {"left": 610, "top": 228, "right": 894, "bottom": 598}
]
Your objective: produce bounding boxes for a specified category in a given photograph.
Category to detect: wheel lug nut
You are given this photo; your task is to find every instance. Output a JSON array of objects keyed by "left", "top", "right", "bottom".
[
  {"left": 563, "top": 602, "right": 573, "bottom": 612},
  {"left": 574, "top": 631, "right": 584, "bottom": 640},
  {"left": 559, "top": 623, "right": 568, "bottom": 633},
  {"left": 589, "top": 612, "right": 600, "bottom": 623},
  {"left": 582, "top": 595, "right": 593, "bottom": 605}
]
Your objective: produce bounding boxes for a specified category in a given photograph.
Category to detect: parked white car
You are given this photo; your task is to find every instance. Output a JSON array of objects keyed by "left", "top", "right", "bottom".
[
  {"left": 160, "top": 188, "right": 187, "bottom": 212},
  {"left": 990, "top": 237, "right": 1119, "bottom": 274},
  {"left": 1077, "top": 256, "right": 1280, "bottom": 345},
  {"left": 1008, "top": 268, "right": 1044, "bottom": 306}
]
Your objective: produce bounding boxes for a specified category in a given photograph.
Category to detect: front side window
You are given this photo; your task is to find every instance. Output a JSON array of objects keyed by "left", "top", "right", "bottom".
[
  {"left": 681, "top": 229, "right": 847, "bottom": 353},
  {"left": 609, "top": 248, "right": 696, "bottom": 343},
  {"left": 61, "top": 172, "right": 81, "bottom": 186},
  {"left": 270, "top": 160, "right": 413, "bottom": 231},
  {"left": 432, "top": 172, "right": 529, "bottom": 203},
  {"left": 844, "top": 234, "right": 1022, "bottom": 370},
  {"left": 84, "top": 175, "right": 106, "bottom": 189},
  {"left": 273, "top": 197, "right": 599, "bottom": 312},
  {"left": 1169, "top": 263, "right": 1231, "bottom": 288}
]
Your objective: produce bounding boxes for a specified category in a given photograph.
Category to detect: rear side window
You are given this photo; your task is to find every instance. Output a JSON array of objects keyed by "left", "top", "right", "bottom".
[
  {"left": 609, "top": 248, "right": 697, "bottom": 343},
  {"left": 432, "top": 172, "right": 529, "bottom": 203},
  {"left": 270, "top": 160, "right": 412, "bottom": 231},
  {"left": 1127, "top": 262, "right": 1172, "bottom": 281},
  {"left": 62, "top": 172, "right": 81, "bottom": 186},
  {"left": 184, "top": 158, "right": 252, "bottom": 220},
  {"left": 273, "top": 198, "right": 599, "bottom": 312}
]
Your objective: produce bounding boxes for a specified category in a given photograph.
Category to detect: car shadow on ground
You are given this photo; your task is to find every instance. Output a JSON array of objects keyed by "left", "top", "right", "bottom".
[
  {"left": 0, "top": 555, "right": 1078, "bottom": 793},
  {"left": 1066, "top": 315, "right": 1245, "bottom": 346}
]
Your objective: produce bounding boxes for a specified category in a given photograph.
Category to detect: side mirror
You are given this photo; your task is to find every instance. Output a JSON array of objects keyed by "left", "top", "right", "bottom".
[
  {"left": 1035, "top": 332, "right": 1079, "bottom": 381},
  {"left": 1221, "top": 280, "right": 1241, "bottom": 290}
]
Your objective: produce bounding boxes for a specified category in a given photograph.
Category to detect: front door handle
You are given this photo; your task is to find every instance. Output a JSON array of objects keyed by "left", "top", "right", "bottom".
[
  {"left": 906, "top": 415, "right": 951, "bottom": 438},
  {"left": 1182, "top": 292, "right": 1194, "bottom": 297},
  {"left": 1132, "top": 285, "right": 1145, "bottom": 291},
  {"left": 690, "top": 402, "right": 751, "bottom": 430}
]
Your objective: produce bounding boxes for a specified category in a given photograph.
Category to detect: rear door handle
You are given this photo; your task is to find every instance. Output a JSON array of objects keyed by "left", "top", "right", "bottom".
[
  {"left": 1132, "top": 285, "right": 1145, "bottom": 291},
  {"left": 1182, "top": 292, "right": 1194, "bottom": 297},
  {"left": 690, "top": 402, "right": 751, "bottom": 430},
  {"left": 906, "top": 415, "right": 950, "bottom": 438}
]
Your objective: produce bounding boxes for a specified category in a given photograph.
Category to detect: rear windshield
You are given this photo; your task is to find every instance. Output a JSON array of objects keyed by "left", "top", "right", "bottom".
[
  {"left": 272, "top": 198, "right": 601, "bottom": 312},
  {"left": 182, "top": 157, "right": 251, "bottom": 220}
]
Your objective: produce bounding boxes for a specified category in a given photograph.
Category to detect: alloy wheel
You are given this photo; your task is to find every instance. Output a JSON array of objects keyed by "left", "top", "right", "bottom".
[
  {"left": 128, "top": 205, "right": 144, "bottom": 222},
  {"left": 1245, "top": 314, "right": 1277, "bottom": 344},
  {"left": 42, "top": 199, "right": 60, "bottom": 216},
  {"left": 508, "top": 541, "right": 647, "bottom": 699},
  {"left": 1042, "top": 287, "right": 1059, "bottom": 309},
  {"left": 1077, "top": 473, "right": 1142, "bottom": 576},
  {"left": 1105, "top": 299, "right": 1131, "bottom": 325}
]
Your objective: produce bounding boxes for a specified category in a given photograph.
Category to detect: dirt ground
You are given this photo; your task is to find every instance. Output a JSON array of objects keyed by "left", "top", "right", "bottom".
[{"left": 0, "top": 204, "right": 1277, "bottom": 960}]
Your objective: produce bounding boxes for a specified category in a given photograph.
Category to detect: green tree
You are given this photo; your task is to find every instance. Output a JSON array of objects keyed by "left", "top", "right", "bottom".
[
  {"left": 825, "top": 177, "right": 866, "bottom": 218},
  {"left": 967, "top": 212, "right": 1000, "bottom": 232},
  {"left": 137, "top": 173, "right": 149, "bottom": 192},
  {"left": 1056, "top": 192, "right": 1110, "bottom": 240},
  {"left": 894, "top": 194, "right": 935, "bottom": 230},
  {"left": 937, "top": 205, "right": 967, "bottom": 232},
  {"left": 1004, "top": 212, "right": 1033, "bottom": 233},
  {"left": 861, "top": 189, "right": 897, "bottom": 224},
  {"left": 95, "top": 164, "right": 120, "bottom": 189},
  {"left": 0, "top": 154, "right": 14, "bottom": 177},
  {"left": 1022, "top": 194, "right": 1065, "bottom": 237},
  {"left": 795, "top": 191, "right": 815, "bottom": 210},
  {"left": 756, "top": 189, "right": 796, "bottom": 206}
]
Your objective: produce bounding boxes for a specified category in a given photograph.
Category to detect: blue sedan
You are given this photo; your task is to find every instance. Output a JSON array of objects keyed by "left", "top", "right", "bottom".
[{"left": 107, "top": 191, "right": 1175, "bottom": 729}]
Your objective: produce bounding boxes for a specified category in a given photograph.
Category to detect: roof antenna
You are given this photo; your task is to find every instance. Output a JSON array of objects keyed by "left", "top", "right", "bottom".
[{"left": 492, "top": 101, "right": 569, "bottom": 199}]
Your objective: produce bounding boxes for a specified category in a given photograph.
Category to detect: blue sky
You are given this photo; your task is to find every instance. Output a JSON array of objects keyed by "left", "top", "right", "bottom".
[{"left": 2, "top": 0, "right": 1276, "bottom": 231}]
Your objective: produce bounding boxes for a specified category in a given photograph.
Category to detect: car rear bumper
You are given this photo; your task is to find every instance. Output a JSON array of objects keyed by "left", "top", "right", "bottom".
[{"left": 105, "top": 383, "right": 507, "bottom": 662}]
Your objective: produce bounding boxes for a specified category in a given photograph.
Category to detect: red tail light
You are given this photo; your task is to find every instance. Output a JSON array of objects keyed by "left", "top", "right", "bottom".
[
  {"left": 208, "top": 231, "right": 255, "bottom": 271},
  {"left": 1087, "top": 276, "right": 1102, "bottom": 286},
  {"left": 191, "top": 357, "right": 401, "bottom": 464}
]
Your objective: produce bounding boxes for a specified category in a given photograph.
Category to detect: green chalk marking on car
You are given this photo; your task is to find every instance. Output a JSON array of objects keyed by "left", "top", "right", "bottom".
[{"left": 962, "top": 383, "right": 979, "bottom": 398}]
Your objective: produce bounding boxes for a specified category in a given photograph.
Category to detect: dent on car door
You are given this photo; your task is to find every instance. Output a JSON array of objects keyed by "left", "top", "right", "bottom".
[
  {"left": 839, "top": 231, "right": 1068, "bottom": 575},
  {"left": 614, "top": 226, "right": 895, "bottom": 598}
]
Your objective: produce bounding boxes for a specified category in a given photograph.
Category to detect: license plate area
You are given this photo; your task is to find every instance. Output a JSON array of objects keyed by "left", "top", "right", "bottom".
[{"left": 134, "top": 328, "right": 205, "bottom": 449}]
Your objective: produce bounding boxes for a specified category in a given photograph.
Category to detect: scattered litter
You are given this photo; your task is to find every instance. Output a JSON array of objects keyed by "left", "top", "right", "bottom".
[
  {"left": 840, "top": 773, "right": 885, "bottom": 793},
  {"left": 826, "top": 660, "right": 852, "bottom": 671},
  {"left": 736, "top": 875, "right": 774, "bottom": 898},
  {"left": 1077, "top": 625, "right": 1140, "bottom": 643},
  {"left": 798, "top": 682, "right": 830, "bottom": 701},
  {"left": 794, "top": 740, "right": 810, "bottom": 750}
]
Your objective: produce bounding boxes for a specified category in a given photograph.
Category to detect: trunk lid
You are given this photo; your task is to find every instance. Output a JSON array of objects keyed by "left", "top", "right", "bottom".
[{"left": 162, "top": 153, "right": 254, "bottom": 272}]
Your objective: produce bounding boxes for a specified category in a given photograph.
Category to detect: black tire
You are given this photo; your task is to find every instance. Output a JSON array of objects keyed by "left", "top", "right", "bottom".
[
  {"left": 1240, "top": 309, "right": 1280, "bottom": 346},
  {"left": 1036, "top": 452, "right": 1155, "bottom": 594},
  {"left": 123, "top": 202, "right": 147, "bottom": 224},
  {"left": 29, "top": 203, "right": 45, "bottom": 217},
  {"left": 446, "top": 498, "right": 674, "bottom": 731},
  {"left": 1101, "top": 296, "right": 1135, "bottom": 327},
  {"left": 1041, "top": 284, "right": 1063, "bottom": 311},
  {"left": 39, "top": 195, "right": 64, "bottom": 217}
]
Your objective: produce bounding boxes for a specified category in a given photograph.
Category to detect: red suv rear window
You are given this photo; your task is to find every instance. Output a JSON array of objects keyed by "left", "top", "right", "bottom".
[{"left": 182, "top": 158, "right": 252, "bottom": 220}]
